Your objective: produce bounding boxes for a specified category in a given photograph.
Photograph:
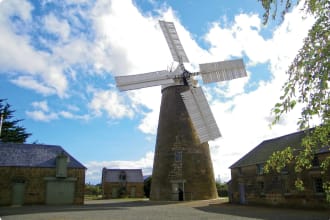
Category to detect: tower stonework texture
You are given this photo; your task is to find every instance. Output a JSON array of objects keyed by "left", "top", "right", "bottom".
[{"left": 150, "top": 85, "right": 218, "bottom": 201}]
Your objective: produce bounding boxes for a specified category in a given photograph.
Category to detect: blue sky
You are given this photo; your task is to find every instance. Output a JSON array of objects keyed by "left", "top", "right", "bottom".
[{"left": 0, "top": 0, "right": 315, "bottom": 184}]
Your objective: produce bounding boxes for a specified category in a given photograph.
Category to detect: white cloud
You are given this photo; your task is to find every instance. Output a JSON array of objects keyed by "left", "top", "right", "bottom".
[
  {"left": 90, "top": 0, "right": 177, "bottom": 75},
  {"left": 31, "top": 101, "right": 50, "bottom": 112},
  {"left": 127, "top": 87, "right": 162, "bottom": 134},
  {"left": 0, "top": 0, "right": 32, "bottom": 22},
  {"left": 26, "top": 110, "right": 58, "bottom": 122},
  {"left": 85, "top": 151, "right": 154, "bottom": 184},
  {"left": 59, "top": 111, "right": 90, "bottom": 121},
  {"left": 27, "top": 100, "right": 90, "bottom": 122},
  {"left": 205, "top": 4, "right": 315, "bottom": 182},
  {"left": 44, "top": 13, "right": 70, "bottom": 41},
  {"left": 11, "top": 76, "right": 56, "bottom": 96},
  {"left": 205, "top": 14, "right": 269, "bottom": 64},
  {"left": 0, "top": 0, "right": 69, "bottom": 98},
  {"left": 97, "top": 1, "right": 315, "bottom": 183},
  {"left": 0, "top": 0, "right": 317, "bottom": 184},
  {"left": 26, "top": 100, "right": 58, "bottom": 122},
  {"left": 89, "top": 88, "right": 134, "bottom": 119}
]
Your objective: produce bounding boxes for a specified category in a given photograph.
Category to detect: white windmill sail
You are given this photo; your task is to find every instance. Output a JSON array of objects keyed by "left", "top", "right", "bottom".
[
  {"left": 115, "top": 70, "right": 174, "bottom": 91},
  {"left": 115, "top": 20, "right": 247, "bottom": 143},
  {"left": 159, "top": 20, "right": 189, "bottom": 63},
  {"left": 199, "top": 59, "right": 247, "bottom": 84},
  {"left": 181, "top": 87, "right": 221, "bottom": 143}
]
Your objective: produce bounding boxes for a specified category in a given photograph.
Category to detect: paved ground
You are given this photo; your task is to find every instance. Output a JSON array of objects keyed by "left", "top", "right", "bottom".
[{"left": 0, "top": 198, "right": 329, "bottom": 220}]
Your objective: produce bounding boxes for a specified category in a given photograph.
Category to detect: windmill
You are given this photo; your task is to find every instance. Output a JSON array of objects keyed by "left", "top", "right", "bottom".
[{"left": 115, "top": 21, "right": 247, "bottom": 201}]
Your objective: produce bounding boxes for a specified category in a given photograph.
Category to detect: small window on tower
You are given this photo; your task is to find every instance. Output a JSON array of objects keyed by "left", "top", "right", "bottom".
[{"left": 175, "top": 151, "right": 182, "bottom": 162}]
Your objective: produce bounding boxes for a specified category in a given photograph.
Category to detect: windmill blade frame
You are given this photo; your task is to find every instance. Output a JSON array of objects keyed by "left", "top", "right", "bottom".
[
  {"left": 199, "top": 59, "right": 247, "bottom": 84},
  {"left": 115, "top": 70, "right": 174, "bottom": 91},
  {"left": 159, "top": 20, "right": 189, "bottom": 63},
  {"left": 181, "top": 87, "right": 221, "bottom": 143}
]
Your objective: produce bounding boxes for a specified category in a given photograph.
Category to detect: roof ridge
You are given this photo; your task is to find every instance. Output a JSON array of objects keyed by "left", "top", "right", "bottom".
[
  {"left": 229, "top": 129, "right": 308, "bottom": 169},
  {"left": 0, "top": 143, "right": 86, "bottom": 169}
]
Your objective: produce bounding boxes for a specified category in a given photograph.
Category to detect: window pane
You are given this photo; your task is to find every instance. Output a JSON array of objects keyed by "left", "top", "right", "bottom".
[
  {"left": 175, "top": 151, "right": 182, "bottom": 162},
  {"left": 314, "top": 178, "right": 324, "bottom": 193}
]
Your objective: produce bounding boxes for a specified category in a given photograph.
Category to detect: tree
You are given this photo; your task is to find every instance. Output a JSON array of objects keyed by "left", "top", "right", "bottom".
[
  {"left": 144, "top": 176, "right": 152, "bottom": 198},
  {"left": 259, "top": 0, "right": 330, "bottom": 201},
  {"left": 0, "top": 99, "right": 31, "bottom": 143},
  {"left": 215, "top": 181, "right": 228, "bottom": 197},
  {"left": 85, "top": 183, "right": 102, "bottom": 199}
]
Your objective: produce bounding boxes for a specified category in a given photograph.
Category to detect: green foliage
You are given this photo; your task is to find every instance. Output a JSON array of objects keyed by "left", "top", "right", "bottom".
[
  {"left": 264, "top": 147, "right": 293, "bottom": 173},
  {"left": 259, "top": 0, "right": 293, "bottom": 24},
  {"left": 85, "top": 183, "right": 102, "bottom": 200},
  {"left": 0, "top": 99, "right": 31, "bottom": 143},
  {"left": 215, "top": 181, "right": 228, "bottom": 197},
  {"left": 85, "top": 183, "right": 102, "bottom": 195},
  {"left": 260, "top": 0, "right": 330, "bottom": 201},
  {"left": 323, "top": 182, "right": 330, "bottom": 202},
  {"left": 294, "top": 178, "right": 305, "bottom": 191},
  {"left": 270, "top": 0, "right": 329, "bottom": 131},
  {"left": 144, "top": 176, "right": 152, "bottom": 198}
]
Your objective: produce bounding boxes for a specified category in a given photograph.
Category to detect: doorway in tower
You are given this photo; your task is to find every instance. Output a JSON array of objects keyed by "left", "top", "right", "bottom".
[{"left": 171, "top": 180, "right": 185, "bottom": 201}]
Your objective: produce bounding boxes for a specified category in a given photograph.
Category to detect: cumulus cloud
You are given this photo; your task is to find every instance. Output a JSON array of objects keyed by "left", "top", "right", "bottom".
[
  {"left": 205, "top": 13, "right": 269, "bottom": 64},
  {"left": 206, "top": 4, "right": 315, "bottom": 182},
  {"left": 127, "top": 87, "right": 162, "bottom": 134},
  {"left": 31, "top": 101, "right": 50, "bottom": 112},
  {"left": 0, "top": 0, "right": 70, "bottom": 98},
  {"left": 44, "top": 13, "right": 71, "bottom": 41},
  {"left": 89, "top": 0, "right": 175, "bottom": 75},
  {"left": 0, "top": 0, "right": 317, "bottom": 183},
  {"left": 58, "top": 111, "right": 90, "bottom": 120},
  {"left": 26, "top": 110, "right": 58, "bottom": 122},
  {"left": 97, "top": 1, "right": 315, "bottom": 183},
  {"left": 89, "top": 88, "right": 134, "bottom": 119},
  {"left": 11, "top": 76, "right": 57, "bottom": 96},
  {"left": 27, "top": 100, "right": 90, "bottom": 122},
  {"left": 84, "top": 151, "right": 154, "bottom": 184}
]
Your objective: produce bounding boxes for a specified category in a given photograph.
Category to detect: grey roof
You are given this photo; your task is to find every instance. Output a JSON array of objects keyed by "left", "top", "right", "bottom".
[
  {"left": 230, "top": 130, "right": 309, "bottom": 169},
  {"left": 102, "top": 168, "right": 144, "bottom": 183},
  {"left": 0, "top": 143, "right": 86, "bottom": 169}
]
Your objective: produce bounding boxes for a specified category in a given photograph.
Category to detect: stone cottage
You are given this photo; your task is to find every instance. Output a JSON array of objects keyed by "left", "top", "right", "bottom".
[
  {"left": 0, "top": 143, "right": 86, "bottom": 206},
  {"left": 229, "top": 130, "right": 330, "bottom": 208},
  {"left": 102, "top": 168, "right": 144, "bottom": 198}
]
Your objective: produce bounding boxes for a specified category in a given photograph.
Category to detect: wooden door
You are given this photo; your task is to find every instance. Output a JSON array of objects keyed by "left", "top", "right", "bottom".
[{"left": 12, "top": 182, "right": 25, "bottom": 206}]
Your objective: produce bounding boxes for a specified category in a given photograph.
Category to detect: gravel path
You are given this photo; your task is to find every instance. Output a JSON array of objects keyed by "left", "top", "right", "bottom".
[{"left": 0, "top": 198, "right": 329, "bottom": 220}]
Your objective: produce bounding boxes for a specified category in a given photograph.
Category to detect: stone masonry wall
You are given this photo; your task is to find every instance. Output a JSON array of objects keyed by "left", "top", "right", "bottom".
[
  {"left": 229, "top": 152, "right": 330, "bottom": 209},
  {"left": 0, "top": 167, "right": 85, "bottom": 206},
  {"left": 103, "top": 182, "right": 144, "bottom": 198}
]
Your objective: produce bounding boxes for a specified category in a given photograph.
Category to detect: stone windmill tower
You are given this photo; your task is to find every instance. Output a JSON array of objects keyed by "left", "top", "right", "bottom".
[{"left": 115, "top": 21, "right": 247, "bottom": 201}]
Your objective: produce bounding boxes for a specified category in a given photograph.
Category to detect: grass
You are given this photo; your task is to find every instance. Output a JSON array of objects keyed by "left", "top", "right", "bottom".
[{"left": 84, "top": 195, "right": 103, "bottom": 200}]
